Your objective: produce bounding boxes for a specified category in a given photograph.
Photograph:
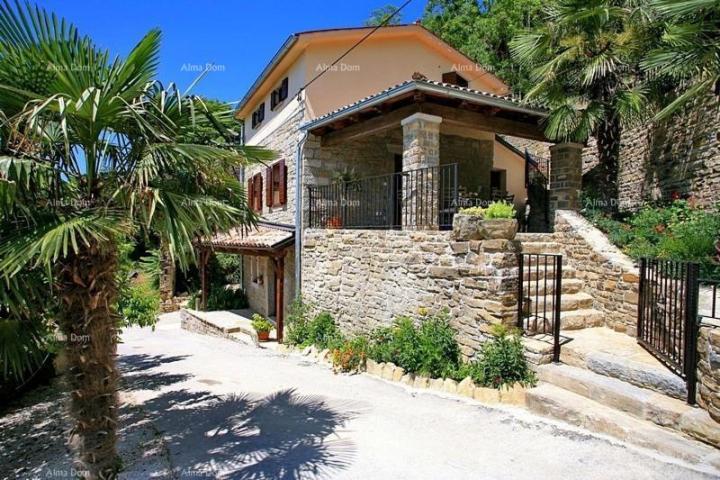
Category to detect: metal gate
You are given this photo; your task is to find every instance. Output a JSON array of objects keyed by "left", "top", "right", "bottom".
[
  {"left": 517, "top": 253, "right": 563, "bottom": 362},
  {"left": 637, "top": 258, "right": 700, "bottom": 404}
]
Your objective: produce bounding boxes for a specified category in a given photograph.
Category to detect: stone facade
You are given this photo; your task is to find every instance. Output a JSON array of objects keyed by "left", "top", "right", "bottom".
[
  {"left": 549, "top": 143, "right": 584, "bottom": 218},
  {"left": 553, "top": 210, "right": 640, "bottom": 335},
  {"left": 582, "top": 95, "right": 720, "bottom": 211},
  {"left": 698, "top": 318, "right": 720, "bottom": 423},
  {"left": 301, "top": 229, "right": 520, "bottom": 358}
]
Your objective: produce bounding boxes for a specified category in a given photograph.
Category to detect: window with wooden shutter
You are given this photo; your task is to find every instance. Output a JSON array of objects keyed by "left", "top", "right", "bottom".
[
  {"left": 249, "top": 173, "right": 263, "bottom": 212},
  {"left": 268, "top": 160, "right": 287, "bottom": 207},
  {"left": 270, "top": 77, "right": 289, "bottom": 110},
  {"left": 265, "top": 167, "right": 273, "bottom": 207},
  {"left": 247, "top": 177, "right": 254, "bottom": 210},
  {"left": 278, "top": 159, "right": 287, "bottom": 206}
]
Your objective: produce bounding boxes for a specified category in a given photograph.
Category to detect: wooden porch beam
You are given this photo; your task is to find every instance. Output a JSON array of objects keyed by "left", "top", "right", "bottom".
[
  {"left": 320, "top": 104, "right": 419, "bottom": 147},
  {"left": 421, "top": 103, "right": 548, "bottom": 142},
  {"left": 273, "top": 254, "right": 285, "bottom": 343}
]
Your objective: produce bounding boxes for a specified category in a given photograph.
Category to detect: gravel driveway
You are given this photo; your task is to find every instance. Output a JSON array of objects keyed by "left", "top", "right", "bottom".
[{"left": 110, "top": 312, "right": 720, "bottom": 480}]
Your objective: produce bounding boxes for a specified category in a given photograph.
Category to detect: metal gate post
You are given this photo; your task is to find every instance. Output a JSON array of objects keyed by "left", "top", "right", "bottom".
[
  {"left": 684, "top": 262, "right": 700, "bottom": 405},
  {"left": 553, "top": 257, "right": 563, "bottom": 363}
]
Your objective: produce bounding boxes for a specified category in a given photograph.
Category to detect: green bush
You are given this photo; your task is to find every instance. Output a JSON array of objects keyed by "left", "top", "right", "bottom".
[
  {"left": 286, "top": 296, "right": 313, "bottom": 346},
  {"left": 466, "top": 325, "right": 536, "bottom": 389},
  {"left": 331, "top": 336, "right": 368, "bottom": 372},
  {"left": 484, "top": 201, "right": 516, "bottom": 219},
  {"left": 118, "top": 282, "right": 160, "bottom": 329},
  {"left": 206, "top": 287, "right": 248, "bottom": 310},
  {"left": 367, "top": 311, "right": 460, "bottom": 378},
  {"left": 459, "top": 206, "right": 486, "bottom": 216},
  {"left": 305, "top": 312, "right": 344, "bottom": 350}
]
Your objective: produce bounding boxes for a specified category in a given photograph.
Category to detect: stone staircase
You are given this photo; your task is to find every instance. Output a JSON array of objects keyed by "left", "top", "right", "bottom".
[
  {"left": 516, "top": 232, "right": 604, "bottom": 331},
  {"left": 526, "top": 329, "right": 720, "bottom": 471}
]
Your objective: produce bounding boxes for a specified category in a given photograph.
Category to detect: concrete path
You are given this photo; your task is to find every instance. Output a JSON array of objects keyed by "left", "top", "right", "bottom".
[{"left": 118, "top": 313, "right": 718, "bottom": 480}]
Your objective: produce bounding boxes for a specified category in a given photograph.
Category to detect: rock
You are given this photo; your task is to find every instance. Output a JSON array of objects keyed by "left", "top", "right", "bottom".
[
  {"left": 457, "top": 377, "right": 476, "bottom": 398},
  {"left": 400, "top": 373, "right": 416, "bottom": 386},
  {"left": 301, "top": 346, "right": 313, "bottom": 356},
  {"left": 428, "top": 378, "right": 445, "bottom": 391},
  {"left": 365, "top": 359, "right": 381, "bottom": 376},
  {"left": 452, "top": 213, "right": 484, "bottom": 241},
  {"left": 319, "top": 348, "right": 331, "bottom": 362},
  {"left": 473, "top": 386, "right": 501, "bottom": 404},
  {"left": 413, "top": 376, "right": 430, "bottom": 389},
  {"left": 382, "top": 363, "right": 397, "bottom": 381},
  {"left": 392, "top": 366, "right": 406, "bottom": 383},
  {"left": 499, "top": 384, "right": 526, "bottom": 405},
  {"left": 442, "top": 378, "right": 458, "bottom": 394},
  {"left": 478, "top": 219, "right": 518, "bottom": 240}
]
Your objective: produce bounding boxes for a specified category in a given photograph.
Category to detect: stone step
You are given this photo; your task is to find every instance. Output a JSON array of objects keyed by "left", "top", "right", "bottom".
[
  {"left": 522, "top": 266, "right": 577, "bottom": 281},
  {"left": 560, "top": 309, "right": 605, "bottom": 329},
  {"left": 523, "top": 278, "right": 584, "bottom": 295},
  {"left": 526, "top": 384, "right": 720, "bottom": 473},
  {"left": 525, "top": 292, "right": 594, "bottom": 312},
  {"left": 515, "top": 232, "right": 556, "bottom": 242},
  {"left": 520, "top": 242, "right": 563, "bottom": 255},
  {"left": 536, "top": 364, "right": 720, "bottom": 448},
  {"left": 522, "top": 308, "right": 604, "bottom": 335},
  {"left": 560, "top": 330, "right": 688, "bottom": 400}
]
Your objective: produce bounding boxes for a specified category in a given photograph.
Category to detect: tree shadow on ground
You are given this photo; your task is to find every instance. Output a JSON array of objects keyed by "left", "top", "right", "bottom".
[{"left": 120, "top": 354, "right": 360, "bottom": 479}]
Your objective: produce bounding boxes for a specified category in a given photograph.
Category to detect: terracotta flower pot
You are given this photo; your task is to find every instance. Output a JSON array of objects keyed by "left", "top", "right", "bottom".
[
  {"left": 257, "top": 330, "right": 270, "bottom": 342},
  {"left": 326, "top": 216, "right": 343, "bottom": 229}
]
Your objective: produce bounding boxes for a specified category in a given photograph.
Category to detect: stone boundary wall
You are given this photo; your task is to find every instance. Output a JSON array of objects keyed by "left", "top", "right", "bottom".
[
  {"left": 301, "top": 229, "right": 520, "bottom": 358},
  {"left": 553, "top": 210, "right": 640, "bottom": 335},
  {"left": 698, "top": 318, "right": 720, "bottom": 423}
]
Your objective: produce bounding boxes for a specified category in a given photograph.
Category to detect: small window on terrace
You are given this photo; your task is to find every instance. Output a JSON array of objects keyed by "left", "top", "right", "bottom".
[
  {"left": 251, "top": 102, "right": 265, "bottom": 129},
  {"left": 271, "top": 77, "right": 289, "bottom": 110},
  {"left": 442, "top": 71, "right": 469, "bottom": 88}
]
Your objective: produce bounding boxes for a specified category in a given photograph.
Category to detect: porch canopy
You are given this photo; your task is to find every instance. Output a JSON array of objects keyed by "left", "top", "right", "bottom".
[
  {"left": 301, "top": 77, "right": 550, "bottom": 144},
  {"left": 196, "top": 221, "right": 294, "bottom": 342}
]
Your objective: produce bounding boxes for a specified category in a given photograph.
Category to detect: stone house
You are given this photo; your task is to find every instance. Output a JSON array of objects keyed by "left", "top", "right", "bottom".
[{"left": 217, "top": 24, "right": 584, "bottom": 334}]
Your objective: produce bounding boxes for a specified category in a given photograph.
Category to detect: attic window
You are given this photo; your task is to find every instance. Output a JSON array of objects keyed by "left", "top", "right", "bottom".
[
  {"left": 271, "top": 77, "right": 289, "bottom": 110},
  {"left": 442, "top": 72, "right": 469, "bottom": 88},
  {"left": 251, "top": 102, "right": 265, "bottom": 129}
]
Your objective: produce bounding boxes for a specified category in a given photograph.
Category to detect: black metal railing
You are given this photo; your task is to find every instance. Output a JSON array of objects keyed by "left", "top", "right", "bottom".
[
  {"left": 517, "top": 253, "right": 563, "bottom": 362},
  {"left": 307, "top": 163, "right": 458, "bottom": 230},
  {"left": 700, "top": 279, "right": 720, "bottom": 321},
  {"left": 638, "top": 258, "right": 700, "bottom": 404}
]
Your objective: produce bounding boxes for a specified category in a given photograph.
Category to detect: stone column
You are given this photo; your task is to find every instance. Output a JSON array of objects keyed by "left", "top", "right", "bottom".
[
  {"left": 401, "top": 113, "right": 442, "bottom": 229},
  {"left": 549, "top": 142, "right": 584, "bottom": 219},
  {"left": 159, "top": 248, "right": 175, "bottom": 302}
]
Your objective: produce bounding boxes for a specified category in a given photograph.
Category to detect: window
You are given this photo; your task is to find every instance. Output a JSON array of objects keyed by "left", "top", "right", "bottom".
[
  {"left": 249, "top": 257, "right": 263, "bottom": 285},
  {"left": 442, "top": 71, "right": 469, "bottom": 88},
  {"left": 247, "top": 173, "right": 263, "bottom": 212},
  {"left": 251, "top": 102, "right": 265, "bottom": 129},
  {"left": 264, "top": 159, "right": 287, "bottom": 207},
  {"left": 270, "top": 77, "right": 289, "bottom": 110}
]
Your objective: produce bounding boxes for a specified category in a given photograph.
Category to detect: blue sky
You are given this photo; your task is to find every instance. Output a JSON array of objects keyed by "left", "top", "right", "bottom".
[{"left": 34, "top": 1, "right": 427, "bottom": 104}]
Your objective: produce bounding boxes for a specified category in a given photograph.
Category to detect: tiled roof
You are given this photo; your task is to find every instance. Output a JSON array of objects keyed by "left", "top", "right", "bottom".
[
  {"left": 301, "top": 79, "right": 547, "bottom": 131},
  {"left": 201, "top": 221, "right": 294, "bottom": 251}
]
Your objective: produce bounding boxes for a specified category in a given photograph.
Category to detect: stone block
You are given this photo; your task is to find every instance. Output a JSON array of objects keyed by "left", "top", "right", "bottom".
[
  {"left": 413, "top": 376, "right": 430, "bottom": 389},
  {"left": 473, "top": 386, "right": 501, "bottom": 404},
  {"left": 442, "top": 378, "right": 458, "bottom": 394},
  {"left": 457, "top": 377, "right": 476, "bottom": 398}
]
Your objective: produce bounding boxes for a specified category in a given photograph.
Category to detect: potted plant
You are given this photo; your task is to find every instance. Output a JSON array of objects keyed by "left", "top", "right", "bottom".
[
  {"left": 453, "top": 201, "right": 518, "bottom": 241},
  {"left": 251, "top": 313, "right": 273, "bottom": 342}
]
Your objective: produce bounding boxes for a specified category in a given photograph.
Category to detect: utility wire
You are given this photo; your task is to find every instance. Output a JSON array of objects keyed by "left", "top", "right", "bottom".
[{"left": 297, "top": 0, "right": 414, "bottom": 96}]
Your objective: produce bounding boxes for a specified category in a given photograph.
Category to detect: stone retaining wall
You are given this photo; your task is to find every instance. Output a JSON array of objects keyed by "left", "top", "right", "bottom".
[
  {"left": 553, "top": 210, "right": 640, "bottom": 335},
  {"left": 301, "top": 229, "right": 520, "bottom": 358},
  {"left": 698, "top": 319, "right": 720, "bottom": 423}
]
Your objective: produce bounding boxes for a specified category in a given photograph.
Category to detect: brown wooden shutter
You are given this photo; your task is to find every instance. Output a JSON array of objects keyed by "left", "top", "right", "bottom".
[
  {"left": 279, "top": 159, "right": 287, "bottom": 205},
  {"left": 265, "top": 166, "right": 273, "bottom": 207},
  {"left": 255, "top": 174, "right": 263, "bottom": 211},
  {"left": 247, "top": 178, "right": 254, "bottom": 210}
]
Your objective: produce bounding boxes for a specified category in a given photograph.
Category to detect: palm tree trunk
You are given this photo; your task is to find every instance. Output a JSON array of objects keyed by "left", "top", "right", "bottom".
[
  {"left": 594, "top": 115, "right": 621, "bottom": 211},
  {"left": 56, "top": 241, "right": 120, "bottom": 479}
]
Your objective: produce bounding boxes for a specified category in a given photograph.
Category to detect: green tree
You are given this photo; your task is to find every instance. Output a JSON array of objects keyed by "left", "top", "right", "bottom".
[
  {"left": 510, "top": 0, "right": 655, "bottom": 208},
  {"left": 366, "top": 4, "right": 403, "bottom": 26},
  {"left": 643, "top": 0, "right": 720, "bottom": 120},
  {"left": 0, "top": 2, "right": 272, "bottom": 477},
  {"left": 422, "top": 0, "right": 549, "bottom": 93}
]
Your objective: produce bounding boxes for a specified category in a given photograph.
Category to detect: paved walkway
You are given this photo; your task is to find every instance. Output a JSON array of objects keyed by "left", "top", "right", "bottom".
[{"left": 117, "top": 313, "right": 718, "bottom": 480}]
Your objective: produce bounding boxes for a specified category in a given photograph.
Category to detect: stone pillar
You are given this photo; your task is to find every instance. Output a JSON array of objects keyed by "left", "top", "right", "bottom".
[
  {"left": 401, "top": 113, "right": 442, "bottom": 229},
  {"left": 549, "top": 142, "right": 584, "bottom": 219},
  {"left": 159, "top": 248, "right": 175, "bottom": 302}
]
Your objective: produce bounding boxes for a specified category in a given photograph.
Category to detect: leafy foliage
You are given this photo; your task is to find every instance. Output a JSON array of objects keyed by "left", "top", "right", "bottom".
[
  {"left": 206, "top": 287, "right": 249, "bottom": 311},
  {"left": 118, "top": 282, "right": 160, "bottom": 329},
  {"left": 331, "top": 336, "right": 369, "bottom": 373},
  {"left": 462, "top": 325, "right": 536, "bottom": 388},
  {"left": 484, "top": 201, "right": 516, "bottom": 219},
  {"left": 305, "top": 312, "right": 344, "bottom": 350},
  {"left": 251, "top": 313, "right": 273, "bottom": 333},
  {"left": 366, "top": 4, "right": 403, "bottom": 26},
  {"left": 583, "top": 200, "right": 720, "bottom": 278},
  {"left": 285, "top": 296, "right": 314, "bottom": 346}
]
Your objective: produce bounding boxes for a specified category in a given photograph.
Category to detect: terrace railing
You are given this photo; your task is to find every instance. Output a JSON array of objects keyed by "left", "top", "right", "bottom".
[{"left": 307, "top": 163, "right": 458, "bottom": 230}]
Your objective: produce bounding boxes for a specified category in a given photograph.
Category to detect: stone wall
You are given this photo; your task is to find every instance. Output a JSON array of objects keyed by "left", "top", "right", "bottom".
[
  {"left": 698, "top": 318, "right": 720, "bottom": 423},
  {"left": 582, "top": 95, "right": 720, "bottom": 211},
  {"left": 301, "top": 229, "right": 519, "bottom": 358},
  {"left": 553, "top": 210, "right": 640, "bottom": 335}
]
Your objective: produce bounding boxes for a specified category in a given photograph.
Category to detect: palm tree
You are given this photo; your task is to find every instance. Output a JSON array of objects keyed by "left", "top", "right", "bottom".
[
  {"left": 510, "top": 0, "right": 655, "bottom": 208},
  {"left": 0, "top": 2, "right": 272, "bottom": 477},
  {"left": 642, "top": 0, "right": 720, "bottom": 120}
]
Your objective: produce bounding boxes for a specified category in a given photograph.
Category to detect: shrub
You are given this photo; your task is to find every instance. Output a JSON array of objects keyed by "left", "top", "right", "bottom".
[
  {"left": 459, "top": 206, "right": 486, "bottom": 216},
  {"left": 416, "top": 311, "right": 460, "bottom": 378},
  {"left": 331, "top": 336, "right": 368, "bottom": 372},
  {"left": 367, "top": 311, "right": 461, "bottom": 378},
  {"left": 286, "top": 296, "right": 313, "bottom": 346},
  {"left": 468, "top": 325, "right": 535, "bottom": 389},
  {"left": 305, "top": 312, "right": 344, "bottom": 350},
  {"left": 251, "top": 314, "right": 273, "bottom": 333},
  {"left": 206, "top": 286, "right": 248, "bottom": 310},
  {"left": 118, "top": 282, "right": 160, "bottom": 329},
  {"left": 484, "top": 201, "right": 516, "bottom": 219}
]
